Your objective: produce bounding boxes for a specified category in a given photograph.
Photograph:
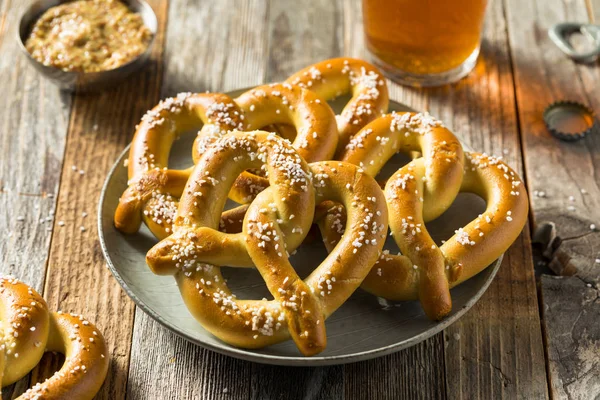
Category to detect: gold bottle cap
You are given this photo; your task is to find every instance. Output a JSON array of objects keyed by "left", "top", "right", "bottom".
[{"left": 543, "top": 101, "right": 597, "bottom": 141}]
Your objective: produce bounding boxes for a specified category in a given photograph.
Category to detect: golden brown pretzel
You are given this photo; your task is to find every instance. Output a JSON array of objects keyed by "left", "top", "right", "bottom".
[
  {"left": 192, "top": 83, "right": 338, "bottom": 204},
  {"left": 114, "top": 92, "right": 246, "bottom": 239},
  {"left": 285, "top": 57, "right": 389, "bottom": 154},
  {"left": 146, "top": 131, "right": 388, "bottom": 356},
  {"left": 317, "top": 113, "right": 528, "bottom": 320},
  {"left": 0, "top": 277, "right": 108, "bottom": 399},
  {"left": 365, "top": 153, "right": 529, "bottom": 311}
]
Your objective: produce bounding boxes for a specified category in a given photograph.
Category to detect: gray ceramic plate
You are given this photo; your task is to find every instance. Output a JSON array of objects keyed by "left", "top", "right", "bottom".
[{"left": 98, "top": 91, "right": 501, "bottom": 366}]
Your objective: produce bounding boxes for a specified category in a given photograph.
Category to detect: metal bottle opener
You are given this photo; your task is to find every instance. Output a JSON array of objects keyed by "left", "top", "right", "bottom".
[{"left": 548, "top": 23, "right": 600, "bottom": 63}]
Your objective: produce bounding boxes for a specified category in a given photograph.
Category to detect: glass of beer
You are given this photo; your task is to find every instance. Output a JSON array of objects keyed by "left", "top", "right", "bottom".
[{"left": 362, "top": 0, "right": 488, "bottom": 87}]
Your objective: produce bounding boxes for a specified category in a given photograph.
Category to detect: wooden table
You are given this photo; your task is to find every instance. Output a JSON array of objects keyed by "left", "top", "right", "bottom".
[{"left": 1, "top": 0, "right": 599, "bottom": 398}]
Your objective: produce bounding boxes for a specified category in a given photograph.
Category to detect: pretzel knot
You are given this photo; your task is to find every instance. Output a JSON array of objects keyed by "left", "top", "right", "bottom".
[
  {"left": 317, "top": 112, "right": 528, "bottom": 320},
  {"left": 193, "top": 83, "right": 339, "bottom": 204},
  {"left": 146, "top": 131, "right": 388, "bottom": 356},
  {"left": 285, "top": 57, "right": 389, "bottom": 155},
  {"left": 0, "top": 277, "right": 108, "bottom": 399},
  {"left": 114, "top": 92, "right": 246, "bottom": 239}
]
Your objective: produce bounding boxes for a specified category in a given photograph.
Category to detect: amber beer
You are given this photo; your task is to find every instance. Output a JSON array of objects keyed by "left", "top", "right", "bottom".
[{"left": 362, "top": 0, "right": 488, "bottom": 86}]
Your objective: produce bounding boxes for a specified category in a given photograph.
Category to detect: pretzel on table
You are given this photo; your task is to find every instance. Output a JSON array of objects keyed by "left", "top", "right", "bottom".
[
  {"left": 0, "top": 277, "right": 108, "bottom": 400},
  {"left": 285, "top": 57, "right": 389, "bottom": 155},
  {"left": 146, "top": 131, "right": 388, "bottom": 355},
  {"left": 317, "top": 112, "right": 528, "bottom": 320}
]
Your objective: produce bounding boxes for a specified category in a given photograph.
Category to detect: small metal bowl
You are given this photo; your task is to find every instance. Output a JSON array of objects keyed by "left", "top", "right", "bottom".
[{"left": 17, "top": 0, "right": 157, "bottom": 92}]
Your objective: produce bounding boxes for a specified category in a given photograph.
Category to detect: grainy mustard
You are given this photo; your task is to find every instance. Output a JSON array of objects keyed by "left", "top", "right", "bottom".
[{"left": 25, "top": 0, "right": 152, "bottom": 73}]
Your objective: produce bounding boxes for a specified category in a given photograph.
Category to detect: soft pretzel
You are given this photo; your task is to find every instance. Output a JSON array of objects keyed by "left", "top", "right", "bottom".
[
  {"left": 340, "top": 112, "right": 465, "bottom": 220},
  {"left": 285, "top": 57, "right": 389, "bottom": 154},
  {"left": 146, "top": 131, "right": 388, "bottom": 356},
  {"left": 0, "top": 277, "right": 108, "bottom": 399},
  {"left": 114, "top": 92, "right": 246, "bottom": 239},
  {"left": 317, "top": 113, "right": 528, "bottom": 320},
  {"left": 364, "top": 153, "right": 528, "bottom": 313},
  {"left": 193, "top": 83, "right": 338, "bottom": 204}
]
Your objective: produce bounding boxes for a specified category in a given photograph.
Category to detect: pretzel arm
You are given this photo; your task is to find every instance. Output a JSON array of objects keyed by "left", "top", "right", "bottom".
[
  {"left": 175, "top": 267, "right": 291, "bottom": 351},
  {"left": 128, "top": 93, "right": 236, "bottom": 179},
  {"left": 219, "top": 204, "right": 249, "bottom": 233},
  {"left": 385, "top": 159, "right": 452, "bottom": 320},
  {"left": 307, "top": 162, "right": 388, "bottom": 318},
  {"left": 117, "top": 167, "right": 193, "bottom": 236},
  {"left": 244, "top": 191, "right": 327, "bottom": 356},
  {"left": 19, "top": 313, "right": 109, "bottom": 400},
  {"left": 316, "top": 203, "right": 419, "bottom": 302},
  {"left": 440, "top": 153, "right": 529, "bottom": 285}
]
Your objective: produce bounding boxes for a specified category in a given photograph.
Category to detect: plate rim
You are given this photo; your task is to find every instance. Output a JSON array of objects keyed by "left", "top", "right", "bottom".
[{"left": 97, "top": 94, "right": 502, "bottom": 366}]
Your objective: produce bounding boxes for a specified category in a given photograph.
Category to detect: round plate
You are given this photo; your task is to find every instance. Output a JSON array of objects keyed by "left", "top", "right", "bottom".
[{"left": 98, "top": 90, "right": 501, "bottom": 366}]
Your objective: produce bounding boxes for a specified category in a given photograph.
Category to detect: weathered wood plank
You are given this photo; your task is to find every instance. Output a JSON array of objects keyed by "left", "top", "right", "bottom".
[
  {"left": 265, "top": 0, "right": 344, "bottom": 83},
  {"left": 541, "top": 275, "right": 599, "bottom": 398},
  {"left": 505, "top": 0, "right": 600, "bottom": 398},
  {"left": 444, "top": 232, "right": 548, "bottom": 399},
  {"left": 0, "top": 0, "right": 71, "bottom": 397},
  {"left": 127, "top": 315, "right": 252, "bottom": 400},
  {"left": 345, "top": 336, "right": 446, "bottom": 400},
  {"left": 345, "top": 0, "right": 549, "bottom": 398},
  {"left": 247, "top": 2, "right": 349, "bottom": 399},
  {"left": 126, "top": 1, "right": 269, "bottom": 399},
  {"left": 250, "top": 364, "right": 344, "bottom": 400},
  {"left": 6, "top": 1, "right": 170, "bottom": 399},
  {"left": 432, "top": 1, "right": 549, "bottom": 396},
  {"left": 0, "top": 0, "right": 70, "bottom": 293},
  {"left": 506, "top": 0, "right": 600, "bottom": 282},
  {"left": 342, "top": 2, "right": 448, "bottom": 399}
]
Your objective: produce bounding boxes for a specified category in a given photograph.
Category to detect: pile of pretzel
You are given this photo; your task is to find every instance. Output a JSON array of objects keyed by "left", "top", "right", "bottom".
[{"left": 114, "top": 58, "right": 528, "bottom": 356}]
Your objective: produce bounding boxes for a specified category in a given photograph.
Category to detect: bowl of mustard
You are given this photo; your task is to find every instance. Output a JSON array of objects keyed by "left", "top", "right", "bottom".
[{"left": 18, "top": 0, "right": 157, "bottom": 92}]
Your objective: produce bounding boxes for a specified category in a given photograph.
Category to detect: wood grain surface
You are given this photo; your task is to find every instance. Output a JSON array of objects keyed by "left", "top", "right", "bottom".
[
  {"left": 0, "top": 0, "right": 71, "bottom": 397},
  {"left": 345, "top": 0, "right": 549, "bottom": 398},
  {"left": 505, "top": 0, "right": 600, "bottom": 397},
  {"left": 2, "top": 1, "right": 169, "bottom": 399},
  {"left": 0, "top": 0, "right": 70, "bottom": 294},
  {"left": 126, "top": 1, "right": 270, "bottom": 398}
]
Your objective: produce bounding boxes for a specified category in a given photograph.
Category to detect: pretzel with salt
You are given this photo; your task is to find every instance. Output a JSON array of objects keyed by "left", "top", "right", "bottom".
[
  {"left": 192, "top": 83, "right": 338, "bottom": 204},
  {"left": 285, "top": 57, "right": 389, "bottom": 155},
  {"left": 114, "top": 92, "right": 246, "bottom": 239},
  {"left": 146, "top": 131, "right": 387, "bottom": 355},
  {"left": 0, "top": 277, "right": 108, "bottom": 399},
  {"left": 317, "top": 112, "right": 528, "bottom": 320}
]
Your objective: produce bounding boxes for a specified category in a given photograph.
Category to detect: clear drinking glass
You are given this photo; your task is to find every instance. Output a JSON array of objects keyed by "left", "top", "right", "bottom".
[{"left": 362, "top": 0, "right": 488, "bottom": 87}]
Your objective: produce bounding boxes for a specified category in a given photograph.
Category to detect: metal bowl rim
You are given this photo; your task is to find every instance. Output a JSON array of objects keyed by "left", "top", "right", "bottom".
[{"left": 16, "top": 0, "right": 158, "bottom": 79}]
